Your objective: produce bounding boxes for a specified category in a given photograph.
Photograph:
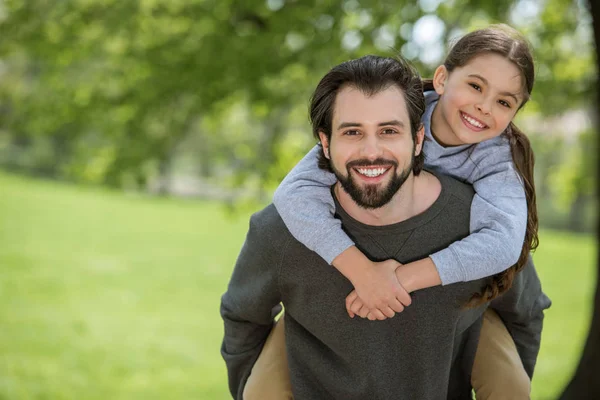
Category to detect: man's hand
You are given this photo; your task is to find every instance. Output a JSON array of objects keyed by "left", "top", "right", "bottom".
[{"left": 345, "top": 259, "right": 412, "bottom": 320}]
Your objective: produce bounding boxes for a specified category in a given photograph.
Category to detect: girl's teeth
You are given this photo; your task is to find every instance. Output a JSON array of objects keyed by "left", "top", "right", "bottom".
[
  {"left": 357, "top": 168, "right": 386, "bottom": 177},
  {"left": 462, "top": 113, "right": 485, "bottom": 128}
]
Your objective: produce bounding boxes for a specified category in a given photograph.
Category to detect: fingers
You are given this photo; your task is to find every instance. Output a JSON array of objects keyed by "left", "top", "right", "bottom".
[
  {"left": 349, "top": 296, "right": 390, "bottom": 320},
  {"left": 390, "top": 298, "right": 405, "bottom": 313},
  {"left": 358, "top": 305, "right": 370, "bottom": 319},
  {"left": 347, "top": 291, "right": 411, "bottom": 321},
  {"left": 396, "top": 288, "right": 412, "bottom": 307},
  {"left": 350, "top": 297, "right": 365, "bottom": 317},
  {"left": 382, "top": 306, "right": 395, "bottom": 318},
  {"left": 367, "top": 308, "right": 394, "bottom": 321},
  {"left": 345, "top": 291, "right": 358, "bottom": 318},
  {"left": 361, "top": 307, "right": 386, "bottom": 320}
]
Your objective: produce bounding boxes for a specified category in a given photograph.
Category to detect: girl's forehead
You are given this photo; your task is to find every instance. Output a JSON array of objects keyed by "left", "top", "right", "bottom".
[{"left": 456, "top": 53, "right": 524, "bottom": 92}]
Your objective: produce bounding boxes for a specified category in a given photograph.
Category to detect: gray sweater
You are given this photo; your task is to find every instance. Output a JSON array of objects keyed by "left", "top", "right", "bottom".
[
  {"left": 272, "top": 91, "right": 527, "bottom": 285},
  {"left": 221, "top": 173, "right": 550, "bottom": 400}
]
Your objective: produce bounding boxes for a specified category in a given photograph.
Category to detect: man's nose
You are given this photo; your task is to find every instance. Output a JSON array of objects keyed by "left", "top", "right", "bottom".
[{"left": 360, "top": 134, "right": 383, "bottom": 160}]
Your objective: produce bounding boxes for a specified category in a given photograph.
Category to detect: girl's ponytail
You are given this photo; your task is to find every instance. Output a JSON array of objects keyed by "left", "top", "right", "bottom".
[{"left": 467, "top": 122, "right": 539, "bottom": 306}]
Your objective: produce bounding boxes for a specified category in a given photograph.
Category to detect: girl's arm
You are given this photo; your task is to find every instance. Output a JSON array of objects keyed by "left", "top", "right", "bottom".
[
  {"left": 430, "top": 171, "right": 526, "bottom": 285},
  {"left": 273, "top": 145, "right": 348, "bottom": 264},
  {"left": 273, "top": 145, "right": 411, "bottom": 315},
  {"left": 401, "top": 158, "right": 526, "bottom": 290},
  {"left": 347, "top": 164, "right": 527, "bottom": 319}
]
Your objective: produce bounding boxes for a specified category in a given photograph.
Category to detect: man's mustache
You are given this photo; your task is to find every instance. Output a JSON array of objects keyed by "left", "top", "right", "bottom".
[{"left": 346, "top": 158, "right": 398, "bottom": 169}]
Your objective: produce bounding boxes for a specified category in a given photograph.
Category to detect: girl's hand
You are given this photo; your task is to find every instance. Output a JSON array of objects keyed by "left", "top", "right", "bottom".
[
  {"left": 345, "top": 290, "right": 407, "bottom": 320},
  {"left": 345, "top": 259, "right": 412, "bottom": 320}
]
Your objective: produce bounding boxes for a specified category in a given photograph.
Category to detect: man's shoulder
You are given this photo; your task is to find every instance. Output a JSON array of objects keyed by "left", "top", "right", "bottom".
[
  {"left": 250, "top": 203, "right": 289, "bottom": 231},
  {"left": 245, "top": 204, "right": 311, "bottom": 265},
  {"left": 435, "top": 171, "right": 475, "bottom": 205}
]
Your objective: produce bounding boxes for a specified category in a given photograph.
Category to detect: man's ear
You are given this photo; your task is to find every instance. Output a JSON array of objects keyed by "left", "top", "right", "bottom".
[
  {"left": 318, "top": 131, "right": 330, "bottom": 159},
  {"left": 432, "top": 65, "right": 449, "bottom": 96},
  {"left": 414, "top": 125, "right": 425, "bottom": 156}
]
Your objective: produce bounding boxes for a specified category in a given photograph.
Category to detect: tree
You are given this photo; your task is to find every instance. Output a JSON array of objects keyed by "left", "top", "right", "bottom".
[
  {"left": 0, "top": 0, "right": 594, "bottom": 194},
  {"left": 558, "top": 0, "right": 600, "bottom": 398}
]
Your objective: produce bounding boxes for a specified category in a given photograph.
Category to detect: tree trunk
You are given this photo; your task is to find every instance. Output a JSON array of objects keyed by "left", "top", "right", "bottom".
[
  {"left": 558, "top": 0, "right": 600, "bottom": 398},
  {"left": 567, "top": 193, "right": 587, "bottom": 232}
]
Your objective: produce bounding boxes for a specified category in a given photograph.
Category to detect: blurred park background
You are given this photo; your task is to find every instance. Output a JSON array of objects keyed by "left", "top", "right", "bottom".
[{"left": 0, "top": 0, "right": 597, "bottom": 399}]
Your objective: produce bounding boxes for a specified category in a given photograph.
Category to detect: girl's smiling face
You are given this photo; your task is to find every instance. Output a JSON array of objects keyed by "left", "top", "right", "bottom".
[{"left": 431, "top": 52, "right": 525, "bottom": 147}]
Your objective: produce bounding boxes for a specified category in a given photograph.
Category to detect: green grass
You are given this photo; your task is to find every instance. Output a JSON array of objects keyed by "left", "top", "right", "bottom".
[
  {"left": 530, "top": 230, "right": 597, "bottom": 399},
  {"left": 0, "top": 171, "right": 596, "bottom": 399}
]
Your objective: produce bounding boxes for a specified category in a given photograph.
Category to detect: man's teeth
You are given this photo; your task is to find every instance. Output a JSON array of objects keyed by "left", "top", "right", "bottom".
[
  {"left": 357, "top": 167, "right": 386, "bottom": 177},
  {"left": 462, "top": 113, "right": 485, "bottom": 128}
]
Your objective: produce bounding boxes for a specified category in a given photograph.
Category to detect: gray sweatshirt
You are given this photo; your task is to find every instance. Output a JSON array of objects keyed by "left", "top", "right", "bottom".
[
  {"left": 221, "top": 173, "right": 550, "bottom": 400},
  {"left": 273, "top": 91, "right": 527, "bottom": 285}
]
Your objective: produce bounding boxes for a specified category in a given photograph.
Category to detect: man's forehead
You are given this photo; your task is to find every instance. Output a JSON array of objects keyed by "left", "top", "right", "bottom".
[{"left": 332, "top": 85, "right": 409, "bottom": 125}]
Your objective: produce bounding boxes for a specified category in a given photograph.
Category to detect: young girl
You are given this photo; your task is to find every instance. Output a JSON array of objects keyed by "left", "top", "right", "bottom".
[{"left": 245, "top": 24, "right": 544, "bottom": 399}]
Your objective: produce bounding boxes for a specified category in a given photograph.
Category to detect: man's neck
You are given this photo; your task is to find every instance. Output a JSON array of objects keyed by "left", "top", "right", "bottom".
[{"left": 334, "top": 171, "right": 441, "bottom": 226}]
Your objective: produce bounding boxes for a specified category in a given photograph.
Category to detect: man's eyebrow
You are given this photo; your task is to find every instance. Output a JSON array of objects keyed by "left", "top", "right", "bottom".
[
  {"left": 467, "top": 74, "right": 521, "bottom": 103},
  {"left": 337, "top": 122, "right": 361, "bottom": 130},
  {"left": 379, "top": 120, "right": 405, "bottom": 128},
  {"left": 337, "top": 120, "right": 405, "bottom": 130}
]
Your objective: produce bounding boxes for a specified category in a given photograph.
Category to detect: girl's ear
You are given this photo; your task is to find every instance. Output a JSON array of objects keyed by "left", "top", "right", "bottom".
[
  {"left": 432, "top": 65, "right": 449, "bottom": 96},
  {"left": 318, "top": 131, "right": 330, "bottom": 159}
]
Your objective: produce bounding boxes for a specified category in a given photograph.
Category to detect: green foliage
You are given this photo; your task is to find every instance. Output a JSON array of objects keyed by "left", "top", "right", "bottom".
[
  {"left": 0, "top": 170, "right": 596, "bottom": 399},
  {"left": 0, "top": 0, "right": 595, "bottom": 204},
  {"left": 530, "top": 129, "right": 598, "bottom": 232},
  {"left": 525, "top": 0, "right": 596, "bottom": 115},
  {"left": 548, "top": 130, "right": 597, "bottom": 210}
]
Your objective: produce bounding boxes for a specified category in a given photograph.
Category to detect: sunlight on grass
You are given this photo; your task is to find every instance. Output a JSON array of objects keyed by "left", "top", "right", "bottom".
[
  {"left": 0, "top": 171, "right": 596, "bottom": 399},
  {"left": 0, "top": 172, "right": 250, "bottom": 399},
  {"left": 530, "top": 230, "right": 597, "bottom": 400}
]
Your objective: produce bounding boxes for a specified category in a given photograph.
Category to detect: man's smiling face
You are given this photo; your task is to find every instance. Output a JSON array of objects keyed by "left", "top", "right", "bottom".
[{"left": 320, "top": 84, "right": 422, "bottom": 209}]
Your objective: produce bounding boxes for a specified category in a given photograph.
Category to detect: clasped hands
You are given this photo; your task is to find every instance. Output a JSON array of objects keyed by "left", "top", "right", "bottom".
[{"left": 346, "top": 259, "right": 413, "bottom": 321}]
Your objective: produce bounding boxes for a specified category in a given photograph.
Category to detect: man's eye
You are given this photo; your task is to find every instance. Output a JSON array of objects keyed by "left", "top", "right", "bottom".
[
  {"left": 382, "top": 129, "right": 397, "bottom": 135},
  {"left": 469, "top": 83, "right": 481, "bottom": 92},
  {"left": 344, "top": 130, "right": 360, "bottom": 136}
]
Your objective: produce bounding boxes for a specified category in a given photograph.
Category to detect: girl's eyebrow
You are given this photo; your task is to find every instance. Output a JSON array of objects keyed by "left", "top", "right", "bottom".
[{"left": 467, "top": 73, "right": 521, "bottom": 104}]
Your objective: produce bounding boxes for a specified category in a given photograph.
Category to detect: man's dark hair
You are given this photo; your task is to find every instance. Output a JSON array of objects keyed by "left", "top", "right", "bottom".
[{"left": 309, "top": 55, "right": 425, "bottom": 174}]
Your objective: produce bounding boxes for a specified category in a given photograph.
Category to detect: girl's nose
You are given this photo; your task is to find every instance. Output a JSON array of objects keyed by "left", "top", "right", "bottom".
[{"left": 475, "top": 97, "right": 493, "bottom": 115}]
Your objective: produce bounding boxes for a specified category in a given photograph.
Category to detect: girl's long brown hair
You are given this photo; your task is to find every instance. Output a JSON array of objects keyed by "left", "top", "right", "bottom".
[{"left": 423, "top": 24, "right": 539, "bottom": 305}]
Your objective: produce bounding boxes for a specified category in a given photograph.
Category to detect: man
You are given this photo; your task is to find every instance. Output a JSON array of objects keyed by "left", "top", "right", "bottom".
[{"left": 221, "top": 55, "right": 547, "bottom": 399}]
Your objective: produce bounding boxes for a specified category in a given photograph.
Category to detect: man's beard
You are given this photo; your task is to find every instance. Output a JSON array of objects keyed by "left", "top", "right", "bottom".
[{"left": 331, "top": 155, "right": 414, "bottom": 209}]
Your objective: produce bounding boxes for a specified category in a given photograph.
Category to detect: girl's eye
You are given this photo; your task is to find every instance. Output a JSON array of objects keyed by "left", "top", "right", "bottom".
[
  {"left": 469, "top": 83, "right": 481, "bottom": 92},
  {"left": 498, "top": 99, "right": 512, "bottom": 108}
]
